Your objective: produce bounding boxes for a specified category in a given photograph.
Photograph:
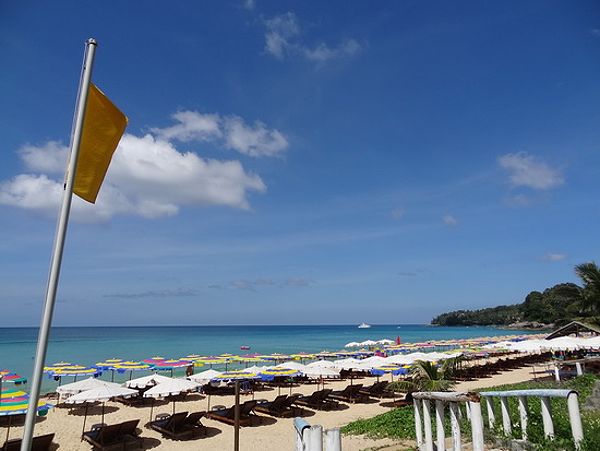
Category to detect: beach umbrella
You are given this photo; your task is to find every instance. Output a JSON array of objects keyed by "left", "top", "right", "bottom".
[
  {"left": 370, "top": 364, "right": 406, "bottom": 382},
  {"left": 0, "top": 371, "right": 26, "bottom": 385},
  {"left": 377, "top": 339, "right": 395, "bottom": 345},
  {"left": 278, "top": 361, "right": 307, "bottom": 371},
  {"left": 151, "top": 359, "right": 192, "bottom": 377},
  {"left": 195, "top": 356, "right": 226, "bottom": 368},
  {"left": 125, "top": 373, "right": 174, "bottom": 389},
  {"left": 344, "top": 342, "right": 361, "bottom": 348},
  {"left": 94, "top": 358, "right": 124, "bottom": 370},
  {"left": 56, "top": 377, "right": 122, "bottom": 403},
  {"left": 290, "top": 353, "right": 316, "bottom": 362},
  {"left": 301, "top": 366, "right": 340, "bottom": 390},
  {"left": 211, "top": 370, "right": 260, "bottom": 381},
  {"left": 187, "top": 369, "right": 223, "bottom": 385},
  {"left": 0, "top": 390, "right": 53, "bottom": 441},
  {"left": 143, "top": 378, "right": 200, "bottom": 418},
  {"left": 65, "top": 385, "right": 138, "bottom": 435},
  {"left": 112, "top": 361, "right": 152, "bottom": 380},
  {"left": 142, "top": 356, "right": 166, "bottom": 365},
  {"left": 306, "top": 360, "right": 336, "bottom": 369},
  {"left": 259, "top": 367, "right": 301, "bottom": 395},
  {"left": 44, "top": 366, "right": 100, "bottom": 386}
]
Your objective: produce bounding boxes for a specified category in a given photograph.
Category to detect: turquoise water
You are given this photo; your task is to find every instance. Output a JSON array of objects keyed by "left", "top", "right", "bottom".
[{"left": 0, "top": 325, "right": 536, "bottom": 392}]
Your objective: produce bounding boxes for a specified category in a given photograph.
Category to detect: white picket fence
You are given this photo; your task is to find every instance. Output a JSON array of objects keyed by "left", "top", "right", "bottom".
[
  {"left": 294, "top": 417, "right": 342, "bottom": 451},
  {"left": 413, "top": 389, "right": 584, "bottom": 450}
]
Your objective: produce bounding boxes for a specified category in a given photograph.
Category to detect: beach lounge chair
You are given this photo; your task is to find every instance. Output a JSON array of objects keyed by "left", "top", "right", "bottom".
[
  {"left": 293, "top": 389, "right": 339, "bottom": 410},
  {"left": 329, "top": 383, "right": 367, "bottom": 403},
  {"left": 117, "top": 419, "right": 142, "bottom": 448},
  {"left": 183, "top": 411, "right": 207, "bottom": 437},
  {"left": 359, "top": 381, "right": 389, "bottom": 399},
  {"left": 205, "top": 400, "right": 258, "bottom": 426},
  {"left": 82, "top": 423, "right": 123, "bottom": 450},
  {"left": 254, "top": 394, "right": 300, "bottom": 417},
  {"left": 2, "top": 433, "right": 55, "bottom": 451},
  {"left": 149, "top": 411, "right": 194, "bottom": 440}
]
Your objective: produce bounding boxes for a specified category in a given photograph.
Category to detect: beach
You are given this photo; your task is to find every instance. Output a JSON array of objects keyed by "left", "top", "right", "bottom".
[{"left": 2, "top": 354, "right": 551, "bottom": 450}]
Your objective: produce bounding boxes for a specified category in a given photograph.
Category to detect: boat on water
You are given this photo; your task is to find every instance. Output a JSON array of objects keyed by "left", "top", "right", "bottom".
[
  {"left": 358, "top": 323, "right": 371, "bottom": 329},
  {"left": 240, "top": 345, "right": 250, "bottom": 350}
]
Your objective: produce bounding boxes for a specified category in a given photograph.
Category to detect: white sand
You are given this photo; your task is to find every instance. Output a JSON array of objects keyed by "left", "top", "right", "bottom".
[{"left": 3, "top": 360, "right": 548, "bottom": 450}]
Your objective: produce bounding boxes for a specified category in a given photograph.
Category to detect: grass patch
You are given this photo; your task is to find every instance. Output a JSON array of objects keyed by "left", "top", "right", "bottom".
[{"left": 342, "top": 375, "right": 600, "bottom": 451}]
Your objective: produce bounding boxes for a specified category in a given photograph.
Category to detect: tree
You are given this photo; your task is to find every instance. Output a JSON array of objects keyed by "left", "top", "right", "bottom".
[
  {"left": 573, "top": 262, "right": 600, "bottom": 316},
  {"left": 387, "top": 356, "right": 462, "bottom": 393}
]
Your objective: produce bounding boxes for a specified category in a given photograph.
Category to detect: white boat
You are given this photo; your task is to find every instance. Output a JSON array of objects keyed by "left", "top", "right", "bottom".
[{"left": 358, "top": 323, "right": 371, "bottom": 329}]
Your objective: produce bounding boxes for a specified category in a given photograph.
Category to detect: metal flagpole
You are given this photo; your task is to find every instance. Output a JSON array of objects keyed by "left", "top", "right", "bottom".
[{"left": 21, "top": 38, "right": 98, "bottom": 451}]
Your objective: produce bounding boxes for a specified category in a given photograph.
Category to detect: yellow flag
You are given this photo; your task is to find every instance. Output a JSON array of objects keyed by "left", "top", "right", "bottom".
[{"left": 73, "top": 83, "right": 127, "bottom": 203}]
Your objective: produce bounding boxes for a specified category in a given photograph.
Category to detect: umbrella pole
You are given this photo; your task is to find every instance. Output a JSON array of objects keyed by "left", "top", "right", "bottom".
[
  {"left": 149, "top": 399, "right": 154, "bottom": 421},
  {"left": 102, "top": 402, "right": 105, "bottom": 425},
  {"left": 234, "top": 381, "right": 240, "bottom": 451},
  {"left": 81, "top": 403, "right": 88, "bottom": 440},
  {"left": 172, "top": 398, "right": 175, "bottom": 415},
  {"left": 207, "top": 394, "right": 211, "bottom": 411},
  {"left": 111, "top": 370, "right": 114, "bottom": 382},
  {"left": 6, "top": 416, "right": 11, "bottom": 442}
]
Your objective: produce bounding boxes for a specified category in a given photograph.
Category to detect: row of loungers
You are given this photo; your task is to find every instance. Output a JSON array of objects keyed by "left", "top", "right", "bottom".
[{"left": 1, "top": 434, "right": 55, "bottom": 451}]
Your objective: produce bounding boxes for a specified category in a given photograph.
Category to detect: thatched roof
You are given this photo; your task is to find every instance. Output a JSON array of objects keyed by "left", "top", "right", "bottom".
[{"left": 546, "top": 321, "right": 600, "bottom": 340}]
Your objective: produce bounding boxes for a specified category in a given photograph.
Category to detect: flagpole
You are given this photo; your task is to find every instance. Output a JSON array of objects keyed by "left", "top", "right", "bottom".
[{"left": 21, "top": 38, "right": 98, "bottom": 451}]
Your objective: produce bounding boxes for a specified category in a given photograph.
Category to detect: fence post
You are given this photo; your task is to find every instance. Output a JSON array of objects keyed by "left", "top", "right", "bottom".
[
  {"left": 414, "top": 399, "right": 423, "bottom": 449},
  {"left": 517, "top": 396, "right": 528, "bottom": 441},
  {"left": 422, "top": 399, "right": 434, "bottom": 451},
  {"left": 567, "top": 392, "right": 584, "bottom": 450},
  {"left": 554, "top": 365, "right": 561, "bottom": 382},
  {"left": 306, "top": 425, "right": 323, "bottom": 451},
  {"left": 540, "top": 397, "right": 554, "bottom": 438},
  {"left": 485, "top": 397, "right": 495, "bottom": 429},
  {"left": 500, "top": 397, "right": 511, "bottom": 435},
  {"left": 435, "top": 400, "right": 445, "bottom": 451},
  {"left": 575, "top": 362, "right": 583, "bottom": 376},
  {"left": 469, "top": 400, "right": 485, "bottom": 451},
  {"left": 449, "top": 402, "right": 461, "bottom": 451},
  {"left": 324, "top": 428, "right": 341, "bottom": 451}
]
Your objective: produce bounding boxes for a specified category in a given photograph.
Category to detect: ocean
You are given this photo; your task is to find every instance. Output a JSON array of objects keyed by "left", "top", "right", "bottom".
[{"left": 0, "top": 324, "right": 537, "bottom": 392}]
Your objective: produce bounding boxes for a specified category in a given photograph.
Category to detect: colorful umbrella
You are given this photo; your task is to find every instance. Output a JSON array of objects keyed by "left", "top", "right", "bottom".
[
  {"left": 49, "top": 367, "right": 100, "bottom": 378},
  {"left": 152, "top": 359, "right": 192, "bottom": 370},
  {"left": 142, "top": 356, "right": 166, "bottom": 365},
  {"left": 194, "top": 357, "right": 226, "bottom": 368},
  {"left": 113, "top": 361, "right": 152, "bottom": 372},
  {"left": 0, "top": 390, "right": 53, "bottom": 441},
  {"left": 94, "top": 358, "right": 124, "bottom": 370},
  {"left": 210, "top": 371, "right": 260, "bottom": 382},
  {"left": 0, "top": 370, "right": 26, "bottom": 385}
]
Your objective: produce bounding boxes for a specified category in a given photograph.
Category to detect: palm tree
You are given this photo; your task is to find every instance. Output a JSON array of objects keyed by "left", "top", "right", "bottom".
[
  {"left": 387, "top": 356, "right": 462, "bottom": 393},
  {"left": 573, "top": 262, "right": 600, "bottom": 316}
]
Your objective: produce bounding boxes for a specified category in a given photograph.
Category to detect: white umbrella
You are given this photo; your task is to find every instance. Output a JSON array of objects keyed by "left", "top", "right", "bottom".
[
  {"left": 306, "top": 360, "right": 336, "bottom": 369},
  {"left": 65, "top": 385, "right": 138, "bottom": 434},
  {"left": 125, "top": 373, "right": 174, "bottom": 389},
  {"left": 377, "top": 339, "right": 394, "bottom": 345},
  {"left": 360, "top": 340, "right": 378, "bottom": 346},
  {"left": 344, "top": 342, "right": 361, "bottom": 348},
  {"left": 333, "top": 358, "right": 364, "bottom": 370},
  {"left": 143, "top": 378, "right": 200, "bottom": 418},
  {"left": 302, "top": 367, "right": 340, "bottom": 379},
  {"left": 278, "top": 361, "right": 307, "bottom": 371},
  {"left": 187, "top": 369, "right": 222, "bottom": 385},
  {"left": 56, "top": 377, "right": 122, "bottom": 400}
]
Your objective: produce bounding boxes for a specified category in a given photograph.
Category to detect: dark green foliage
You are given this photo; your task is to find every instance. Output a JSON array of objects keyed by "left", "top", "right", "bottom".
[
  {"left": 431, "top": 261, "right": 600, "bottom": 327},
  {"left": 431, "top": 283, "right": 582, "bottom": 326}
]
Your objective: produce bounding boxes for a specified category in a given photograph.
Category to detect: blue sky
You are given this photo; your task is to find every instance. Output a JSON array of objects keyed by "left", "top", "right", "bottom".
[{"left": 1, "top": 1, "right": 599, "bottom": 326}]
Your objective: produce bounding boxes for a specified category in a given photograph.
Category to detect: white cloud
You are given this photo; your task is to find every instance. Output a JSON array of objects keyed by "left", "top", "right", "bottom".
[
  {"left": 498, "top": 152, "right": 564, "bottom": 190},
  {"left": 542, "top": 253, "right": 566, "bottom": 262},
  {"left": 242, "top": 0, "right": 255, "bottom": 10},
  {"left": 151, "top": 111, "right": 288, "bottom": 157},
  {"left": 0, "top": 133, "right": 266, "bottom": 222},
  {"left": 303, "top": 39, "right": 362, "bottom": 62},
  {"left": 443, "top": 214, "right": 458, "bottom": 226},
  {"left": 151, "top": 111, "right": 221, "bottom": 142},
  {"left": 264, "top": 12, "right": 300, "bottom": 59},
  {"left": 264, "top": 12, "right": 361, "bottom": 63},
  {"left": 223, "top": 116, "right": 288, "bottom": 157}
]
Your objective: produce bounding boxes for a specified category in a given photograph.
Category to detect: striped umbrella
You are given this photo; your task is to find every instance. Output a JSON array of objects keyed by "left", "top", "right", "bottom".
[
  {"left": 112, "top": 361, "right": 152, "bottom": 381},
  {"left": 0, "top": 390, "right": 53, "bottom": 441},
  {"left": 94, "top": 358, "right": 124, "bottom": 370},
  {"left": 259, "top": 367, "right": 301, "bottom": 395},
  {"left": 142, "top": 356, "right": 166, "bottom": 365},
  {"left": 152, "top": 359, "right": 192, "bottom": 377},
  {"left": 370, "top": 364, "right": 407, "bottom": 381},
  {"left": 0, "top": 371, "right": 26, "bottom": 385},
  {"left": 210, "top": 371, "right": 260, "bottom": 382},
  {"left": 194, "top": 357, "right": 226, "bottom": 368}
]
